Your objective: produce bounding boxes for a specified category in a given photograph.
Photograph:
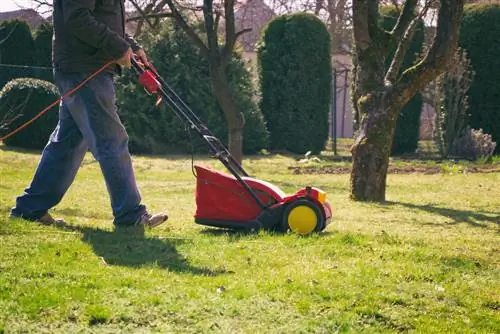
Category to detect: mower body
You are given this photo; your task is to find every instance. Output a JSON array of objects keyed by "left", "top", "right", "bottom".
[
  {"left": 131, "top": 60, "right": 332, "bottom": 235},
  {"left": 194, "top": 165, "right": 332, "bottom": 234}
]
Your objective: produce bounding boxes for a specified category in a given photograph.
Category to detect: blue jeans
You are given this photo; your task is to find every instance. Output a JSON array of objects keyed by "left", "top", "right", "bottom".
[{"left": 11, "top": 71, "right": 146, "bottom": 226}]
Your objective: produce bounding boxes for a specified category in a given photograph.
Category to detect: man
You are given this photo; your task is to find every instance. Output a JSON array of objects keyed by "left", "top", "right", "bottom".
[{"left": 10, "top": 0, "right": 168, "bottom": 228}]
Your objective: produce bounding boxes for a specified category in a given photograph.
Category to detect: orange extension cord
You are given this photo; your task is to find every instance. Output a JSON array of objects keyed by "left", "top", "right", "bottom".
[{"left": 0, "top": 61, "right": 114, "bottom": 142}]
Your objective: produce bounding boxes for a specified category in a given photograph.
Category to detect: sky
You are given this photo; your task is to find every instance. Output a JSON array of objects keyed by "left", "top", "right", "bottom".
[
  {"left": 1, "top": 0, "right": 35, "bottom": 12},
  {"left": 0, "top": 0, "right": 51, "bottom": 16}
]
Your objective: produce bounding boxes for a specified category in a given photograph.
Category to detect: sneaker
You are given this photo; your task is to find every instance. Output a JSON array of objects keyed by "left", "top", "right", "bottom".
[
  {"left": 9, "top": 212, "right": 64, "bottom": 225},
  {"left": 134, "top": 212, "right": 168, "bottom": 228},
  {"left": 38, "top": 213, "right": 66, "bottom": 225}
]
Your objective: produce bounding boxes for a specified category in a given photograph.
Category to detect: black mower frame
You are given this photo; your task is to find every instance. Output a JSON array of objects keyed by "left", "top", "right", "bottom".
[{"left": 131, "top": 58, "right": 267, "bottom": 210}]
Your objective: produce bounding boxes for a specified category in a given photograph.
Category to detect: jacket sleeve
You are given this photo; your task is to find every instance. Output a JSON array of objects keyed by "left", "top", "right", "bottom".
[{"left": 62, "top": 0, "right": 129, "bottom": 60}]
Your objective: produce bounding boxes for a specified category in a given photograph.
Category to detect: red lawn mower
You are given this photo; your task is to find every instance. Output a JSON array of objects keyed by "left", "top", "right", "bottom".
[{"left": 132, "top": 58, "right": 332, "bottom": 235}]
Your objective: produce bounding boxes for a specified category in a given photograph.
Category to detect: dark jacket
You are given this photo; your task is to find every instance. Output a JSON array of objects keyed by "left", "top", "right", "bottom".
[{"left": 52, "top": 0, "right": 141, "bottom": 73}]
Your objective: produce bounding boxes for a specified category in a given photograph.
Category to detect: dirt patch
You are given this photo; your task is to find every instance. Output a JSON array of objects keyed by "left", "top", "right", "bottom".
[{"left": 288, "top": 164, "right": 500, "bottom": 175}]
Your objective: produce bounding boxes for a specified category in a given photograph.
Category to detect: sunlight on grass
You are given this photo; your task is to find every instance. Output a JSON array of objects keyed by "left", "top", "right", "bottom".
[{"left": 0, "top": 147, "right": 499, "bottom": 332}]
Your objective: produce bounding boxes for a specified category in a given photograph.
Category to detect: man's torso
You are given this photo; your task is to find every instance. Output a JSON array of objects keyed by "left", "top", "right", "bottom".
[{"left": 52, "top": 0, "right": 127, "bottom": 73}]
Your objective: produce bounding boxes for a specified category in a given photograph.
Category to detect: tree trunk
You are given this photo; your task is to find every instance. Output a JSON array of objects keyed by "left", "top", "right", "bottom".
[
  {"left": 350, "top": 0, "right": 465, "bottom": 202},
  {"left": 210, "top": 68, "right": 245, "bottom": 165},
  {"left": 350, "top": 92, "right": 398, "bottom": 201},
  {"left": 350, "top": 31, "right": 394, "bottom": 201}
]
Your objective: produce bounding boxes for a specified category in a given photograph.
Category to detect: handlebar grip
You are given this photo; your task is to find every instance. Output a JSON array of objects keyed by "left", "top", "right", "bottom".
[{"left": 131, "top": 57, "right": 144, "bottom": 73}]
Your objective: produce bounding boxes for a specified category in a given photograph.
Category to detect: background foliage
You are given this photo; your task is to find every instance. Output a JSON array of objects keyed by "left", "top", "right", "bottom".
[
  {"left": 116, "top": 24, "right": 268, "bottom": 155},
  {"left": 431, "top": 48, "right": 475, "bottom": 159},
  {"left": 258, "top": 13, "right": 331, "bottom": 154},
  {"left": 459, "top": 3, "right": 500, "bottom": 154}
]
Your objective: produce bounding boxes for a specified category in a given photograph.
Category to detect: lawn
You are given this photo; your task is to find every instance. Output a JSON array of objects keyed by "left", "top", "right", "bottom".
[{"left": 0, "top": 146, "right": 499, "bottom": 333}]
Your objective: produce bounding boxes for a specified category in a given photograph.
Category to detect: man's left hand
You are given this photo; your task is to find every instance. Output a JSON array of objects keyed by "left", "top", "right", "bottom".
[{"left": 135, "top": 48, "right": 150, "bottom": 67}]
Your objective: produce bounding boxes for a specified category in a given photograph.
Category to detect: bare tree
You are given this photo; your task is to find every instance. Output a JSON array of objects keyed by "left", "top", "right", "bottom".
[
  {"left": 128, "top": 0, "right": 250, "bottom": 163},
  {"left": 350, "top": 0, "right": 465, "bottom": 201},
  {"left": 28, "top": 0, "right": 171, "bottom": 36},
  {"left": 22, "top": 0, "right": 52, "bottom": 16},
  {"left": 126, "top": 0, "right": 172, "bottom": 37}
]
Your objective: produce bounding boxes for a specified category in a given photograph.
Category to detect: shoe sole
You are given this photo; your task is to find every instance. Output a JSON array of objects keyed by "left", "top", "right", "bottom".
[{"left": 147, "top": 216, "right": 168, "bottom": 228}]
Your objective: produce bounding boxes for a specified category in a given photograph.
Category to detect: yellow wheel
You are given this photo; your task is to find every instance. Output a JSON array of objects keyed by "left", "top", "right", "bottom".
[{"left": 281, "top": 199, "right": 324, "bottom": 235}]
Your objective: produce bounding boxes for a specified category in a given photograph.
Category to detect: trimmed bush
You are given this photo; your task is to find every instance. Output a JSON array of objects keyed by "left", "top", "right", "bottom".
[
  {"left": 0, "top": 20, "right": 35, "bottom": 89},
  {"left": 116, "top": 24, "right": 268, "bottom": 154},
  {"left": 0, "top": 78, "right": 59, "bottom": 149},
  {"left": 460, "top": 4, "right": 500, "bottom": 154},
  {"left": 33, "top": 22, "right": 54, "bottom": 82},
  {"left": 379, "top": 6, "right": 424, "bottom": 155},
  {"left": 257, "top": 13, "right": 331, "bottom": 154}
]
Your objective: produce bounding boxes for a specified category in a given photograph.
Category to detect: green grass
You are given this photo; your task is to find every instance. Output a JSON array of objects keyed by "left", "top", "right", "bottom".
[{"left": 0, "top": 146, "right": 499, "bottom": 333}]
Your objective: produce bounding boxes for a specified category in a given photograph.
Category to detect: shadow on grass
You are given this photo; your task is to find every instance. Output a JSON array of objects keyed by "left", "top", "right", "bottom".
[
  {"left": 51, "top": 221, "right": 226, "bottom": 276},
  {"left": 199, "top": 228, "right": 260, "bottom": 242},
  {"left": 54, "top": 208, "right": 111, "bottom": 220},
  {"left": 199, "top": 227, "right": 335, "bottom": 241},
  {"left": 387, "top": 201, "right": 500, "bottom": 228}
]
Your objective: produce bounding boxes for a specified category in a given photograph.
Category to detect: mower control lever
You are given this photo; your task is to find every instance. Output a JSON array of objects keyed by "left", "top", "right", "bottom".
[{"left": 132, "top": 58, "right": 161, "bottom": 94}]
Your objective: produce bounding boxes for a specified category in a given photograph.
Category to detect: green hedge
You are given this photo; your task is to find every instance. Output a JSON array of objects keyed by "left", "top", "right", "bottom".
[
  {"left": 116, "top": 24, "right": 268, "bottom": 154},
  {"left": 460, "top": 4, "right": 500, "bottom": 154},
  {"left": 33, "top": 22, "right": 54, "bottom": 83},
  {"left": 379, "top": 6, "right": 425, "bottom": 155},
  {"left": 0, "top": 20, "right": 35, "bottom": 89},
  {"left": 0, "top": 78, "right": 59, "bottom": 149},
  {"left": 257, "top": 13, "right": 331, "bottom": 154}
]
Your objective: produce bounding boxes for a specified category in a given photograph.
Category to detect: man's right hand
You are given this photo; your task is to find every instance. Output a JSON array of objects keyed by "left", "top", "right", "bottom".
[{"left": 117, "top": 47, "right": 133, "bottom": 68}]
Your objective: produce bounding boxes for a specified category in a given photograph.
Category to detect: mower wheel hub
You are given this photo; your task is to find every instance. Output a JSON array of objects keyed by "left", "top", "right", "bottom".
[{"left": 287, "top": 204, "right": 318, "bottom": 235}]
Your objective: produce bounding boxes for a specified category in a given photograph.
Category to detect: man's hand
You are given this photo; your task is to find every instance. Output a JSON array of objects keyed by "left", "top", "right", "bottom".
[
  {"left": 117, "top": 47, "right": 133, "bottom": 68},
  {"left": 135, "top": 48, "right": 150, "bottom": 67}
]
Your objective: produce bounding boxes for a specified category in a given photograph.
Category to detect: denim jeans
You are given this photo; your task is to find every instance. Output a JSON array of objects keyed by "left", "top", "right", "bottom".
[{"left": 11, "top": 71, "right": 146, "bottom": 226}]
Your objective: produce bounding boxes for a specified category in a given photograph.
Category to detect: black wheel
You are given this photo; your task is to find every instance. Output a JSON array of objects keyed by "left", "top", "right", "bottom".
[{"left": 280, "top": 199, "right": 325, "bottom": 235}]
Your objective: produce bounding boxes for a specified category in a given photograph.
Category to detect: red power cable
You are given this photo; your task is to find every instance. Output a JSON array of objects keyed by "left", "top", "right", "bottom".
[{"left": 0, "top": 61, "right": 114, "bottom": 142}]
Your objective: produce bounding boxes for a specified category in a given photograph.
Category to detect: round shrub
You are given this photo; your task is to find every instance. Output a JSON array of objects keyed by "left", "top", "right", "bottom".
[
  {"left": 257, "top": 13, "right": 331, "bottom": 154},
  {"left": 460, "top": 4, "right": 500, "bottom": 154},
  {"left": 379, "top": 6, "right": 425, "bottom": 155},
  {"left": 0, "top": 78, "right": 59, "bottom": 149},
  {"left": 116, "top": 24, "right": 268, "bottom": 154},
  {"left": 0, "top": 19, "right": 35, "bottom": 89}
]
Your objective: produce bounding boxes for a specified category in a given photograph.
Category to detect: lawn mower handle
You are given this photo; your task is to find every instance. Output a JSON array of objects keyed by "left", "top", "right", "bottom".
[{"left": 131, "top": 57, "right": 268, "bottom": 210}]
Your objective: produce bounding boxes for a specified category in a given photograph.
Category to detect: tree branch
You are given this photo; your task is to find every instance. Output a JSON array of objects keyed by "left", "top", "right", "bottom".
[
  {"left": 203, "top": 0, "right": 220, "bottom": 63},
  {"left": 164, "top": 0, "right": 209, "bottom": 58},
  {"left": 385, "top": 18, "right": 419, "bottom": 84},
  {"left": 393, "top": 0, "right": 465, "bottom": 106},
  {"left": 128, "top": 0, "right": 156, "bottom": 31},
  {"left": 221, "top": 0, "right": 236, "bottom": 65},
  {"left": 353, "top": 0, "right": 384, "bottom": 51},
  {"left": 220, "top": 0, "right": 251, "bottom": 66},
  {"left": 385, "top": 1, "right": 433, "bottom": 84},
  {"left": 352, "top": 0, "right": 372, "bottom": 50},
  {"left": 235, "top": 28, "right": 252, "bottom": 40},
  {"left": 127, "top": 12, "right": 173, "bottom": 23},
  {"left": 152, "top": 0, "right": 169, "bottom": 27},
  {"left": 390, "top": 0, "right": 417, "bottom": 40}
]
